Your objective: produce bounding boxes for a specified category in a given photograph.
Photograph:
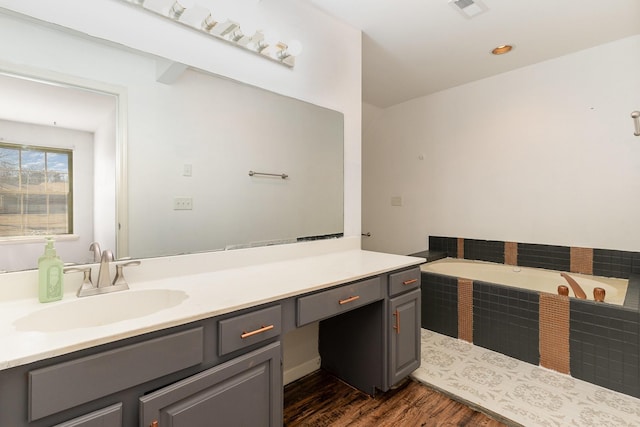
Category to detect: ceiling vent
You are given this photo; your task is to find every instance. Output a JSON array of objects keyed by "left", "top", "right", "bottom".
[{"left": 449, "top": 0, "right": 488, "bottom": 19}]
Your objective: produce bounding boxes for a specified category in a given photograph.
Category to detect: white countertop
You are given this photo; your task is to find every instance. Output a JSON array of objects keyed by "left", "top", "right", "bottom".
[{"left": 0, "top": 249, "right": 424, "bottom": 370}]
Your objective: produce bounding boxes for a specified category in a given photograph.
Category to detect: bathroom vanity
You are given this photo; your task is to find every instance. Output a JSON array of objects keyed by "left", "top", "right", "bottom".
[{"left": 0, "top": 250, "right": 423, "bottom": 426}]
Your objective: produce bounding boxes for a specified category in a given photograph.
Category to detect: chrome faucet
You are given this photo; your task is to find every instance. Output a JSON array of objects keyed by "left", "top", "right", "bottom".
[
  {"left": 64, "top": 249, "right": 141, "bottom": 297},
  {"left": 96, "top": 249, "right": 114, "bottom": 288}
]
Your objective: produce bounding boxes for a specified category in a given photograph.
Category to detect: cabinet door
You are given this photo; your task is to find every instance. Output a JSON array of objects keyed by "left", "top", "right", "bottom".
[
  {"left": 389, "top": 289, "right": 421, "bottom": 386},
  {"left": 139, "top": 342, "right": 281, "bottom": 427}
]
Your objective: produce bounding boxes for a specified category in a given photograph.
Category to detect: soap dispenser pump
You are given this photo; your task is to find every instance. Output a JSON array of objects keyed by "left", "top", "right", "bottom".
[{"left": 38, "top": 237, "right": 64, "bottom": 303}]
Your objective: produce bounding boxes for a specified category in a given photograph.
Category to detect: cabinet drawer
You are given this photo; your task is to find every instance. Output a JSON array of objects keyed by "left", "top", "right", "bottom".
[
  {"left": 53, "top": 403, "right": 123, "bottom": 427},
  {"left": 218, "top": 305, "right": 281, "bottom": 356},
  {"left": 297, "top": 277, "right": 383, "bottom": 326},
  {"left": 388, "top": 268, "right": 421, "bottom": 297},
  {"left": 29, "top": 328, "right": 203, "bottom": 422}
]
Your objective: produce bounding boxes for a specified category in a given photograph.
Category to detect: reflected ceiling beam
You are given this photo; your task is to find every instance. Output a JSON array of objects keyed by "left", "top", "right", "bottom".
[{"left": 156, "top": 59, "right": 188, "bottom": 84}]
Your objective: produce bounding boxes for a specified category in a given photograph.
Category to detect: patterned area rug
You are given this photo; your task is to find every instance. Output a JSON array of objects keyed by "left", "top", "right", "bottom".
[{"left": 412, "top": 329, "right": 640, "bottom": 427}]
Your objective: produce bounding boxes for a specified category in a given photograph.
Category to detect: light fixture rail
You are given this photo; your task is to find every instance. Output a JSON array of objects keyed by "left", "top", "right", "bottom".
[{"left": 121, "top": 0, "right": 302, "bottom": 67}]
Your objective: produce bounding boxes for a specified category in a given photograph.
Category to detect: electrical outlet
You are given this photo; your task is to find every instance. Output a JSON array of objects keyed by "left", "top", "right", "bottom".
[
  {"left": 174, "top": 197, "right": 193, "bottom": 210},
  {"left": 391, "top": 196, "right": 403, "bottom": 207}
]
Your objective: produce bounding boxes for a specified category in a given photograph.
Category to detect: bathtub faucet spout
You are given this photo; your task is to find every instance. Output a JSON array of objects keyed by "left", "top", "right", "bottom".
[{"left": 560, "top": 273, "right": 587, "bottom": 299}]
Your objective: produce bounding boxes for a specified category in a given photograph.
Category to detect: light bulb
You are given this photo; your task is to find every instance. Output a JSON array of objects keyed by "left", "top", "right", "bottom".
[
  {"left": 168, "top": 1, "right": 186, "bottom": 19},
  {"left": 250, "top": 30, "right": 268, "bottom": 52},
  {"left": 201, "top": 13, "right": 217, "bottom": 31}
]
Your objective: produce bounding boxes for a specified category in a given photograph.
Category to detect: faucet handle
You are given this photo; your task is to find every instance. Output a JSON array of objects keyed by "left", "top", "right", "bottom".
[
  {"left": 64, "top": 266, "right": 95, "bottom": 296},
  {"left": 112, "top": 260, "right": 141, "bottom": 287}
]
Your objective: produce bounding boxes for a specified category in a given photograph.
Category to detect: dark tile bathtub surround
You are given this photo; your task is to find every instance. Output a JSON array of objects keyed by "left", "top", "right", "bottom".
[
  {"left": 570, "top": 300, "right": 640, "bottom": 397},
  {"left": 462, "top": 239, "right": 505, "bottom": 264},
  {"left": 517, "top": 243, "right": 571, "bottom": 272},
  {"left": 624, "top": 275, "right": 640, "bottom": 311},
  {"left": 428, "top": 236, "right": 458, "bottom": 258},
  {"left": 409, "top": 250, "right": 447, "bottom": 263},
  {"left": 421, "top": 238, "right": 640, "bottom": 400},
  {"left": 473, "top": 281, "right": 540, "bottom": 365},
  {"left": 429, "top": 235, "right": 640, "bottom": 282},
  {"left": 593, "top": 249, "right": 640, "bottom": 279},
  {"left": 420, "top": 272, "right": 458, "bottom": 338}
]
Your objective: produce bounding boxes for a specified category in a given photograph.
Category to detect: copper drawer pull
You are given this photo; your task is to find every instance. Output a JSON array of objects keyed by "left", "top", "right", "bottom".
[
  {"left": 403, "top": 278, "right": 418, "bottom": 285},
  {"left": 241, "top": 324, "right": 275, "bottom": 339},
  {"left": 339, "top": 295, "right": 360, "bottom": 305},
  {"left": 393, "top": 310, "right": 400, "bottom": 334},
  {"left": 150, "top": 421, "right": 158, "bottom": 427}
]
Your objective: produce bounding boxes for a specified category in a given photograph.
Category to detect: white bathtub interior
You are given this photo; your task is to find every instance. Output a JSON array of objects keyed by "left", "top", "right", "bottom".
[{"left": 421, "top": 258, "right": 629, "bottom": 305}]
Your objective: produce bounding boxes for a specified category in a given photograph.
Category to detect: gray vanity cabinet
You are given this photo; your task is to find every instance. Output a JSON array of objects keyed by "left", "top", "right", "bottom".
[
  {"left": 317, "top": 267, "right": 421, "bottom": 395},
  {"left": 139, "top": 342, "right": 282, "bottom": 427},
  {"left": 28, "top": 328, "right": 205, "bottom": 423},
  {"left": 388, "top": 268, "right": 421, "bottom": 387},
  {"left": 0, "top": 303, "right": 282, "bottom": 426},
  {"left": 0, "top": 265, "right": 423, "bottom": 426}
]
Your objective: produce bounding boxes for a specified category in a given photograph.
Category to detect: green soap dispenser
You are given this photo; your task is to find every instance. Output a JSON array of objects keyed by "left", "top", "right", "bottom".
[{"left": 38, "top": 237, "right": 64, "bottom": 303}]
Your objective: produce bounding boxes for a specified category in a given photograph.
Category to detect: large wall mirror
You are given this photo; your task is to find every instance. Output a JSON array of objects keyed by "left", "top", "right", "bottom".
[{"left": 0, "top": 10, "right": 344, "bottom": 272}]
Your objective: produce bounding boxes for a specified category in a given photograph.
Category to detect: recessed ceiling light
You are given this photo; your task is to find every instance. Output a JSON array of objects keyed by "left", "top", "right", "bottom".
[{"left": 491, "top": 45, "right": 513, "bottom": 55}]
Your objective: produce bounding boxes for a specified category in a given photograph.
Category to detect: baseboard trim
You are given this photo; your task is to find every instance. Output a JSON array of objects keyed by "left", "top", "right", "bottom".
[{"left": 283, "top": 356, "right": 321, "bottom": 385}]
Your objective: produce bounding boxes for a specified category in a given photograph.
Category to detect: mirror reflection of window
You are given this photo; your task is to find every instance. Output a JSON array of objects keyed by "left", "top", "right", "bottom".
[{"left": 0, "top": 143, "right": 73, "bottom": 237}]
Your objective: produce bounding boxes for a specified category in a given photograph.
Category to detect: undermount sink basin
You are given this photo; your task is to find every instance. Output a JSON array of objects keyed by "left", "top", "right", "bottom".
[{"left": 13, "top": 289, "right": 189, "bottom": 332}]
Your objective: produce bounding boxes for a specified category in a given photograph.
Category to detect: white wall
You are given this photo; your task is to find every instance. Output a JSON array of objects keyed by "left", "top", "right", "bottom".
[
  {"left": 127, "top": 68, "right": 343, "bottom": 258},
  {"left": 93, "top": 108, "right": 117, "bottom": 254},
  {"left": 363, "top": 35, "right": 640, "bottom": 255}
]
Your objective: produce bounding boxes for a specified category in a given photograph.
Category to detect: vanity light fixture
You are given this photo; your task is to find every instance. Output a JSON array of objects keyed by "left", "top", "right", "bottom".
[
  {"left": 120, "top": 0, "right": 302, "bottom": 67},
  {"left": 491, "top": 44, "right": 513, "bottom": 55}
]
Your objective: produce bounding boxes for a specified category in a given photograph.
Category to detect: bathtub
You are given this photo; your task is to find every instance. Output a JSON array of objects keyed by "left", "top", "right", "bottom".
[{"left": 421, "top": 258, "right": 629, "bottom": 305}]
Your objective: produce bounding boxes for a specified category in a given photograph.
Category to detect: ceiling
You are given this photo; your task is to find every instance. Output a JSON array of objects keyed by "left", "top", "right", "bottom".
[
  {"left": 0, "top": 73, "right": 115, "bottom": 133},
  {"left": 1, "top": 1, "right": 639, "bottom": 123},
  {"left": 304, "top": 0, "right": 640, "bottom": 108}
]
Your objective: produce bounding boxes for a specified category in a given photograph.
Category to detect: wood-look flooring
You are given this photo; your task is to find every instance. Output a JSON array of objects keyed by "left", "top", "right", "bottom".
[{"left": 284, "top": 370, "right": 508, "bottom": 427}]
